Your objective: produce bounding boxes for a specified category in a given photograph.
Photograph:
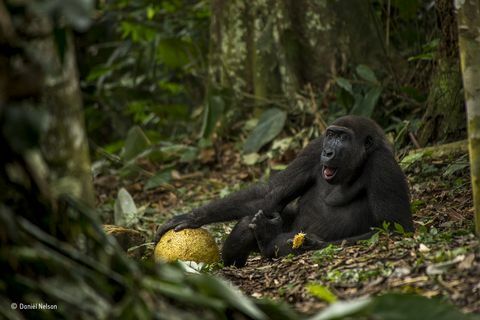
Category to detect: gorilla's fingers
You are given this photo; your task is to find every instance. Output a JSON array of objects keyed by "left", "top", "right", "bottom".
[
  {"left": 174, "top": 222, "right": 191, "bottom": 232},
  {"left": 155, "top": 214, "right": 191, "bottom": 242}
]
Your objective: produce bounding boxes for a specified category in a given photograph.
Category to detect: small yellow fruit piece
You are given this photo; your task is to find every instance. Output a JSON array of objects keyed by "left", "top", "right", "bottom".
[
  {"left": 292, "top": 232, "right": 306, "bottom": 249},
  {"left": 154, "top": 228, "right": 220, "bottom": 264}
]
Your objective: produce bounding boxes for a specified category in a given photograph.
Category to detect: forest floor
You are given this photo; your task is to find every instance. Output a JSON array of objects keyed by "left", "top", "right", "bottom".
[{"left": 94, "top": 143, "right": 480, "bottom": 315}]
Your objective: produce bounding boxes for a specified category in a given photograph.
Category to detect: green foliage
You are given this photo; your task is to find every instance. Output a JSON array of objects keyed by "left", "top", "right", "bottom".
[
  {"left": 243, "top": 108, "right": 287, "bottom": 154},
  {"left": 311, "top": 293, "right": 477, "bottom": 320},
  {"left": 144, "top": 170, "right": 172, "bottom": 190},
  {"left": 307, "top": 284, "right": 338, "bottom": 303},
  {"left": 333, "top": 65, "right": 382, "bottom": 118},
  {"left": 122, "top": 125, "right": 151, "bottom": 161},
  {"left": 82, "top": 0, "right": 210, "bottom": 146},
  {"left": 201, "top": 95, "right": 226, "bottom": 138},
  {"left": 311, "top": 245, "right": 342, "bottom": 263}
]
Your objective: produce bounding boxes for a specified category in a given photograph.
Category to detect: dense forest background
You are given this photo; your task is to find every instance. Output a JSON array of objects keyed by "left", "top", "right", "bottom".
[
  {"left": 2, "top": 0, "right": 480, "bottom": 319},
  {"left": 81, "top": 0, "right": 465, "bottom": 159}
]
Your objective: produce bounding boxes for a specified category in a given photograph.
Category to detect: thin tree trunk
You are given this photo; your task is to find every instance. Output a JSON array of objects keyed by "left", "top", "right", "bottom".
[{"left": 456, "top": 0, "right": 480, "bottom": 235}]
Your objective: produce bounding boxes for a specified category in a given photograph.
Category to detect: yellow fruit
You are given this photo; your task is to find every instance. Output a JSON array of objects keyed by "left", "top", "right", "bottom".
[
  {"left": 154, "top": 228, "right": 220, "bottom": 264},
  {"left": 292, "top": 232, "right": 306, "bottom": 249}
]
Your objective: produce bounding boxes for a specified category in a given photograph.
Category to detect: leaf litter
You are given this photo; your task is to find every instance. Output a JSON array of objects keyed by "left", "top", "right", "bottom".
[{"left": 93, "top": 142, "right": 480, "bottom": 315}]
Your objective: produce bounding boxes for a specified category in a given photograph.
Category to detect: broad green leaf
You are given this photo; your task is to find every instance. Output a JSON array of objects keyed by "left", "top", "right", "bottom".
[
  {"left": 201, "top": 95, "right": 225, "bottom": 138},
  {"left": 443, "top": 162, "right": 469, "bottom": 177},
  {"left": 350, "top": 87, "right": 382, "bottom": 117},
  {"left": 144, "top": 144, "right": 197, "bottom": 163},
  {"left": 243, "top": 108, "right": 287, "bottom": 154},
  {"left": 114, "top": 188, "right": 138, "bottom": 227},
  {"left": 142, "top": 277, "right": 225, "bottom": 310},
  {"left": 370, "top": 294, "right": 475, "bottom": 320},
  {"left": 335, "top": 77, "right": 353, "bottom": 95},
  {"left": 310, "top": 297, "right": 372, "bottom": 320},
  {"left": 188, "top": 275, "right": 267, "bottom": 320},
  {"left": 310, "top": 293, "right": 474, "bottom": 320},
  {"left": 157, "top": 39, "right": 191, "bottom": 68},
  {"left": 400, "top": 151, "right": 425, "bottom": 169},
  {"left": 122, "top": 126, "right": 151, "bottom": 161},
  {"left": 144, "top": 171, "right": 172, "bottom": 190},
  {"left": 356, "top": 65, "right": 378, "bottom": 84},
  {"left": 307, "top": 284, "right": 338, "bottom": 303}
]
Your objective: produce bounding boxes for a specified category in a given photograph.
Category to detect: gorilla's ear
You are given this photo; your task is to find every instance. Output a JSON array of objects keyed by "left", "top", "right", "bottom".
[{"left": 365, "top": 136, "right": 374, "bottom": 150}]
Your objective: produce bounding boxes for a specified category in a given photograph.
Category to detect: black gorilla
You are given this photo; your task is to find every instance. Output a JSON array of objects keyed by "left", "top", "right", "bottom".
[{"left": 156, "top": 115, "right": 413, "bottom": 267}]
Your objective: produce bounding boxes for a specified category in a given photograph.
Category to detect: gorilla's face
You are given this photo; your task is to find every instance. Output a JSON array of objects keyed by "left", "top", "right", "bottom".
[{"left": 321, "top": 125, "right": 368, "bottom": 184}]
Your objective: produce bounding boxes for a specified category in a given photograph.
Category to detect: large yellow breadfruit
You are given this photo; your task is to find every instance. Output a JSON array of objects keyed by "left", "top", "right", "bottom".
[{"left": 154, "top": 228, "right": 220, "bottom": 264}]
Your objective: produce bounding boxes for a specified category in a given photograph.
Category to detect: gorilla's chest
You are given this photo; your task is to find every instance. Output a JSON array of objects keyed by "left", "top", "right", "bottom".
[{"left": 295, "top": 179, "right": 372, "bottom": 239}]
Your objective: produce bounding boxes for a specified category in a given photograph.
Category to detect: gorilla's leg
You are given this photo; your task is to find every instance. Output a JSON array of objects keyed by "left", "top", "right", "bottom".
[{"left": 222, "top": 216, "right": 258, "bottom": 267}]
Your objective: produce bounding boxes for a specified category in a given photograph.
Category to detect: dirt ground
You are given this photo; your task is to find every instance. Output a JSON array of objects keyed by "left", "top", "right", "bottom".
[{"left": 94, "top": 144, "right": 480, "bottom": 315}]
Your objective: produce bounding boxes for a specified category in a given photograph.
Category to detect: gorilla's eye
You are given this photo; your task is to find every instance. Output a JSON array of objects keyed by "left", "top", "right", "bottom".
[
  {"left": 326, "top": 131, "right": 334, "bottom": 138},
  {"left": 340, "top": 133, "right": 348, "bottom": 141}
]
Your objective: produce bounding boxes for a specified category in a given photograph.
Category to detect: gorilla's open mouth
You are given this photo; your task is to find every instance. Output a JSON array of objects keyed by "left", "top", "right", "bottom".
[{"left": 323, "top": 166, "right": 337, "bottom": 181}]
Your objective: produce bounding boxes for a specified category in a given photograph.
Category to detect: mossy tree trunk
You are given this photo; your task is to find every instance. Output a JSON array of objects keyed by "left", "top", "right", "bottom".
[
  {"left": 208, "top": 0, "right": 384, "bottom": 112},
  {"left": 40, "top": 32, "right": 95, "bottom": 206},
  {"left": 456, "top": 0, "right": 480, "bottom": 235},
  {"left": 0, "top": 4, "right": 95, "bottom": 206},
  {"left": 418, "top": 0, "right": 466, "bottom": 146}
]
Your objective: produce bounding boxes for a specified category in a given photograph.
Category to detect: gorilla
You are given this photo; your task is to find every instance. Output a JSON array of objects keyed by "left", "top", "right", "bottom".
[{"left": 155, "top": 115, "right": 413, "bottom": 267}]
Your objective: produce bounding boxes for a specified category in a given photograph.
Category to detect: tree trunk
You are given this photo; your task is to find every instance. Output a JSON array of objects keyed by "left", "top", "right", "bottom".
[
  {"left": 0, "top": 4, "right": 95, "bottom": 206},
  {"left": 208, "top": 0, "right": 384, "bottom": 109},
  {"left": 418, "top": 0, "right": 466, "bottom": 146},
  {"left": 456, "top": 0, "right": 480, "bottom": 235}
]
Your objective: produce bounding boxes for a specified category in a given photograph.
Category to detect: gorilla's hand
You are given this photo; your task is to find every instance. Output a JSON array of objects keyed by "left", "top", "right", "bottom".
[
  {"left": 248, "top": 210, "right": 283, "bottom": 235},
  {"left": 154, "top": 213, "right": 201, "bottom": 242},
  {"left": 287, "top": 234, "right": 326, "bottom": 251}
]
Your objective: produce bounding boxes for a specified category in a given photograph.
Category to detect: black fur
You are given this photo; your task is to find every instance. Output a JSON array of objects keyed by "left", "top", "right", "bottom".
[{"left": 155, "top": 116, "right": 413, "bottom": 267}]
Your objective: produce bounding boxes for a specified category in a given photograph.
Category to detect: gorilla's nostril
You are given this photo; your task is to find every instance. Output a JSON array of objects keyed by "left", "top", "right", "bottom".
[{"left": 323, "top": 149, "right": 335, "bottom": 158}]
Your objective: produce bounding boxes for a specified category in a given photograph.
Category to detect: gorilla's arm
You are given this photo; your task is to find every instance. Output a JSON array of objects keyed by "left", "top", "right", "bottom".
[
  {"left": 155, "top": 138, "right": 323, "bottom": 241},
  {"left": 255, "top": 227, "right": 377, "bottom": 258},
  {"left": 365, "top": 147, "right": 414, "bottom": 232}
]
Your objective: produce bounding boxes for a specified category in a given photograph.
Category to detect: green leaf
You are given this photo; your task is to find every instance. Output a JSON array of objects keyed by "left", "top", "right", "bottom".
[
  {"left": 310, "top": 298, "right": 372, "bottom": 320},
  {"left": 407, "top": 52, "right": 435, "bottom": 62},
  {"left": 146, "top": 6, "right": 156, "bottom": 20},
  {"left": 114, "top": 188, "right": 138, "bottom": 227},
  {"left": 157, "top": 39, "right": 191, "bottom": 68},
  {"left": 356, "top": 65, "right": 378, "bottom": 84},
  {"left": 122, "top": 126, "right": 151, "bottom": 161},
  {"left": 335, "top": 77, "right": 353, "bottom": 95},
  {"left": 201, "top": 95, "right": 225, "bottom": 138},
  {"left": 243, "top": 108, "right": 287, "bottom": 154},
  {"left": 144, "top": 171, "right": 172, "bottom": 190},
  {"left": 142, "top": 144, "right": 198, "bottom": 163},
  {"left": 307, "top": 284, "right": 338, "bottom": 303},
  {"left": 370, "top": 294, "right": 475, "bottom": 320},
  {"left": 400, "top": 151, "right": 425, "bottom": 169},
  {"left": 394, "top": 223, "right": 405, "bottom": 234},
  {"left": 350, "top": 86, "right": 382, "bottom": 117},
  {"left": 188, "top": 275, "right": 267, "bottom": 320}
]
